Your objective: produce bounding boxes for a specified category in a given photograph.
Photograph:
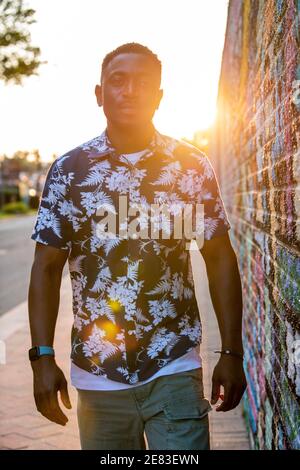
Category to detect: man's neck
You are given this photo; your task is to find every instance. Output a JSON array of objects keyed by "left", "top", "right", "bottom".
[{"left": 106, "top": 122, "right": 155, "bottom": 154}]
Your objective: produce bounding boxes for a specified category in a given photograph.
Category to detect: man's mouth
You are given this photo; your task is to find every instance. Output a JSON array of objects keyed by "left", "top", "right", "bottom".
[{"left": 120, "top": 103, "right": 140, "bottom": 111}]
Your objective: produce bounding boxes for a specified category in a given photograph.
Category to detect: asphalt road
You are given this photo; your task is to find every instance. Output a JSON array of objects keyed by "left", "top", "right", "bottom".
[{"left": 0, "top": 214, "right": 38, "bottom": 316}]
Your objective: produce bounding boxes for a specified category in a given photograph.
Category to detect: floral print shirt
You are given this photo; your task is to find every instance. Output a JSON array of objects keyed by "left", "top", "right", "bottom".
[{"left": 31, "top": 127, "right": 231, "bottom": 385}]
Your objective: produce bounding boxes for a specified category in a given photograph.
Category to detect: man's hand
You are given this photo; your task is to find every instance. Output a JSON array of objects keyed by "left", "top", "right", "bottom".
[
  {"left": 32, "top": 356, "right": 72, "bottom": 426},
  {"left": 210, "top": 355, "right": 247, "bottom": 412}
]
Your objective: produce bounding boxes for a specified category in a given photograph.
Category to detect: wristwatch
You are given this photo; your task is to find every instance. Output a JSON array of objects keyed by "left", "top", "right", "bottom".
[{"left": 28, "top": 346, "right": 55, "bottom": 361}]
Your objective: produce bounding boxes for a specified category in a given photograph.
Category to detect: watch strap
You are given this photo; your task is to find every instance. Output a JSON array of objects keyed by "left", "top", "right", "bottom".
[
  {"left": 37, "top": 346, "right": 55, "bottom": 356},
  {"left": 29, "top": 345, "right": 55, "bottom": 361}
]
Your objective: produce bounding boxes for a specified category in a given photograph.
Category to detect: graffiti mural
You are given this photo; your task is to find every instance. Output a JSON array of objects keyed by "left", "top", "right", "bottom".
[{"left": 210, "top": 0, "right": 300, "bottom": 449}]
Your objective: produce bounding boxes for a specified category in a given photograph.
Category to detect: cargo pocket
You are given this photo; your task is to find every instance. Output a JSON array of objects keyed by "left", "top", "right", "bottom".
[
  {"left": 162, "top": 397, "right": 212, "bottom": 450},
  {"left": 164, "top": 397, "right": 212, "bottom": 423}
]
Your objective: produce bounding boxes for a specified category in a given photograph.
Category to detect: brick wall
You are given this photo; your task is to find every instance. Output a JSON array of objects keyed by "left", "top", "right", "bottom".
[{"left": 209, "top": 0, "right": 300, "bottom": 449}]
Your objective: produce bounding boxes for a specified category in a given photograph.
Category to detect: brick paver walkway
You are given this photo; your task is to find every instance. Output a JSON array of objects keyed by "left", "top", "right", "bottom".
[{"left": 0, "top": 245, "right": 250, "bottom": 450}]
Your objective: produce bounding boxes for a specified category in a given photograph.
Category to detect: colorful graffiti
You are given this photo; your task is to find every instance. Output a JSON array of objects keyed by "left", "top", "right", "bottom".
[{"left": 210, "top": 0, "right": 300, "bottom": 449}]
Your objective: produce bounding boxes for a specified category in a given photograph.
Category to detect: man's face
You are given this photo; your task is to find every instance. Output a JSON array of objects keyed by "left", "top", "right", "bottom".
[{"left": 95, "top": 52, "right": 163, "bottom": 129}]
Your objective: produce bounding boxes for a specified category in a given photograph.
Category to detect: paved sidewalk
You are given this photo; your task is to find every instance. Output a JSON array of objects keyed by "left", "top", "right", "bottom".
[{"left": 0, "top": 246, "right": 250, "bottom": 450}]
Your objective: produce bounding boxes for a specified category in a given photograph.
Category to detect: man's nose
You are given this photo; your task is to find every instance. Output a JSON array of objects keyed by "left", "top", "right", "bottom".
[{"left": 123, "top": 79, "right": 139, "bottom": 97}]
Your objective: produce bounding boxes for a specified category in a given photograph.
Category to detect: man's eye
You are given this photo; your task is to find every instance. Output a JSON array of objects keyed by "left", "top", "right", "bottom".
[{"left": 110, "top": 76, "right": 123, "bottom": 84}]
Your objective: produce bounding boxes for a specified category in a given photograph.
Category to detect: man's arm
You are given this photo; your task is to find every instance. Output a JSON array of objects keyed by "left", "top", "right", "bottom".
[
  {"left": 199, "top": 232, "right": 247, "bottom": 412},
  {"left": 28, "top": 242, "right": 72, "bottom": 426}
]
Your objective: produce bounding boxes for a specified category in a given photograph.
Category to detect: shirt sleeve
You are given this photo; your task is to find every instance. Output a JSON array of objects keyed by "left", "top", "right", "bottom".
[
  {"left": 31, "top": 158, "right": 73, "bottom": 250},
  {"left": 185, "top": 150, "right": 232, "bottom": 244}
]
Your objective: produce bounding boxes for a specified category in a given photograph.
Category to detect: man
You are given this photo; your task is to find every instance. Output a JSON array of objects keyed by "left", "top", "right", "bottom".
[{"left": 28, "top": 42, "right": 247, "bottom": 450}]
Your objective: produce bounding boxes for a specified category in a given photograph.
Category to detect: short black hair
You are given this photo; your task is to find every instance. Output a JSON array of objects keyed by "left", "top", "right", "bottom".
[{"left": 101, "top": 42, "right": 161, "bottom": 84}]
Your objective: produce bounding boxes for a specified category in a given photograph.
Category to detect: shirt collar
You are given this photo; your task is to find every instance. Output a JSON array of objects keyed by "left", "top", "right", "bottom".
[{"left": 86, "top": 126, "right": 177, "bottom": 160}]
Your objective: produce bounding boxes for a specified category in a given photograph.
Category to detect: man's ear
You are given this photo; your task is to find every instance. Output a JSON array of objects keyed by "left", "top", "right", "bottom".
[
  {"left": 95, "top": 84, "right": 103, "bottom": 107},
  {"left": 155, "top": 88, "right": 163, "bottom": 110}
]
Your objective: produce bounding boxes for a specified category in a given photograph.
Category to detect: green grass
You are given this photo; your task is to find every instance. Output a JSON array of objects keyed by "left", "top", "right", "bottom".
[{"left": 0, "top": 208, "right": 37, "bottom": 220}]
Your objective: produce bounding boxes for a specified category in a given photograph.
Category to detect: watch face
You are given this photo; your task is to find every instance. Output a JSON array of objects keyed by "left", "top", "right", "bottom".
[{"left": 29, "top": 347, "right": 39, "bottom": 361}]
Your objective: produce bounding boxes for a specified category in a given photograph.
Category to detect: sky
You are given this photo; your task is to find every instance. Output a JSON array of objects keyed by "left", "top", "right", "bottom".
[{"left": 0, "top": 0, "right": 229, "bottom": 161}]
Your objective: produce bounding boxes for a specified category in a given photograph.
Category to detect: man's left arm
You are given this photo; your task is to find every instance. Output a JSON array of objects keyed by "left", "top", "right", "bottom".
[{"left": 200, "top": 232, "right": 247, "bottom": 412}]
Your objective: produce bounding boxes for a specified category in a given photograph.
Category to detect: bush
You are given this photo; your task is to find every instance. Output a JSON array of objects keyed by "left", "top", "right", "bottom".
[{"left": 2, "top": 201, "right": 30, "bottom": 214}]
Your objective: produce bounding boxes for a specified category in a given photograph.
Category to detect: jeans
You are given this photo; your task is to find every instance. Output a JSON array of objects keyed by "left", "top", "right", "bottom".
[{"left": 76, "top": 367, "right": 212, "bottom": 450}]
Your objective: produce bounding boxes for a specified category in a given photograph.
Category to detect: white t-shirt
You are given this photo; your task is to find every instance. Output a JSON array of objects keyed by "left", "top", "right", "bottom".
[
  {"left": 70, "top": 150, "right": 202, "bottom": 390},
  {"left": 71, "top": 346, "right": 202, "bottom": 390},
  {"left": 119, "top": 149, "right": 148, "bottom": 164}
]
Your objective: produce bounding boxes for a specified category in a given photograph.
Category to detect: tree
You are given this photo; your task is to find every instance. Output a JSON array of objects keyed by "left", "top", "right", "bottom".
[{"left": 0, "top": 0, "right": 44, "bottom": 84}]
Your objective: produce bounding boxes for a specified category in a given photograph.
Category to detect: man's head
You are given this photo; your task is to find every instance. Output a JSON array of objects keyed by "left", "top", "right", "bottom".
[{"left": 95, "top": 42, "right": 163, "bottom": 129}]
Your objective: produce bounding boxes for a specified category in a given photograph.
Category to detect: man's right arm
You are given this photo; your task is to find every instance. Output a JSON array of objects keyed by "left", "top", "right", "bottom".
[{"left": 28, "top": 242, "right": 72, "bottom": 426}]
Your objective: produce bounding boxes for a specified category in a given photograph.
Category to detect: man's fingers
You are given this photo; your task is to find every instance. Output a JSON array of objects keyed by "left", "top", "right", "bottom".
[
  {"left": 215, "top": 382, "right": 246, "bottom": 412},
  {"left": 59, "top": 379, "right": 72, "bottom": 409},
  {"left": 49, "top": 393, "right": 69, "bottom": 424},
  {"left": 230, "top": 386, "right": 245, "bottom": 410},
  {"left": 210, "top": 378, "right": 220, "bottom": 405},
  {"left": 216, "top": 383, "right": 233, "bottom": 412},
  {"left": 41, "top": 408, "right": 67, "bottom": 426},
  {"left": 36, "top": 392, "right": 68, "bottom": 426}
]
